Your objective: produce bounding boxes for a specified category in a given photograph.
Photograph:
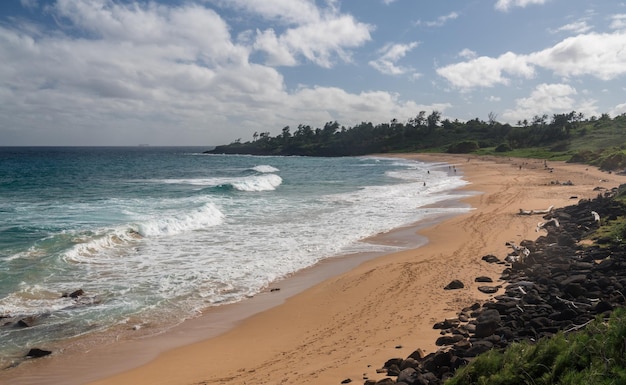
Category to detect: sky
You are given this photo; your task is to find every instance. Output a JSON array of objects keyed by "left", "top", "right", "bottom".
[{"left": 1, "top": 0, "right": 625, "bottom": 146}]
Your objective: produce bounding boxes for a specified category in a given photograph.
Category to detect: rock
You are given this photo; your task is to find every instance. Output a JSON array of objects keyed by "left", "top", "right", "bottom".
[
  {"left": 375, "top": 379, "right": 395, "bottom": 385},
  {"left": 26, "top": 348, "right": 52, "bottom": 358},
  {"left": 16, "top": 316, "right": 37, "bottom": 328},
  {"left": 383, "top": 358, "right": 403, "bottom": 369},
  {"left": 435, "top": 334, "right": 464, "bottom": 346},
  {"left": 464, "top": 340, "right": 494, "bottom": 357},
  {"left": 397, "top": 368, "right": 419, "bottom": 384},
  {"left": 482, "top": 255, "right": 500, "bottom": 263},
  {"left": 478, "top": 286, "right": 500, "bottom": 294},
  {"left": 433, "top": 318, "right": 459, "bottom": 329},
  {"left": 421, "top": 350, "right": 453, "bottom": 374},
  {"left": 407, "top": 348, "right": 426, "bottom": 361},
  {"left": 444, "top": 280, "right": 464, "bottom": 290},
  {"left": 474, "top": 309, "right": 501, "bottom": 338},
  {"left": 594, "top": 300, "right": 613, "bottom": 313},
  {"left": 475, "top": 276, "right": 493, "bottom": 283},
  {"left": 340, "top": 378, "right": 352, "bottom": 384},
  {"left": 400, "top": 358, "right": 420, "bottom": 370},
  {"left": 386, "top": 364, "right": 401, "bottom": 376},
  {"left": 62, "top": 289, "right": 85, "bottom": 298}
]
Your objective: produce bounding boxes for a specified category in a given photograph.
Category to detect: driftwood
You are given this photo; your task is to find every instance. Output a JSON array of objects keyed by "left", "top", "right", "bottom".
[
  {"left": 518, "top": 205, "right": 554, "bottom": 215},
  {"left": 535, "top": 217, "right": 560, "bottom": 232}
]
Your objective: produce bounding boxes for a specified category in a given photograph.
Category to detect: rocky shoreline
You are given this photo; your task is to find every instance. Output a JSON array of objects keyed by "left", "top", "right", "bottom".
[{"left": 366, "top": 188, "right": 626, "bottom": 385}]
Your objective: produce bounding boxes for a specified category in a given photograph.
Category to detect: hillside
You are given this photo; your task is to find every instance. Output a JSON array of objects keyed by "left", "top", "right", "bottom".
[{"left": 206, "top": 112, "right": 626, "bottom": 171}]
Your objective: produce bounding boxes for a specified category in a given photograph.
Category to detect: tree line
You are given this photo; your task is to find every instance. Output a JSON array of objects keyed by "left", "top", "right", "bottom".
[{"left": 207, "top": 111, "right": 624, "bottom": 157}]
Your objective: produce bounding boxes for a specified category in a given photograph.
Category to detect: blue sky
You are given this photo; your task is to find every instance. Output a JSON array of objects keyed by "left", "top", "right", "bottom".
[{"left": 1, "top": 0, "right": 625, "bottom": 146}]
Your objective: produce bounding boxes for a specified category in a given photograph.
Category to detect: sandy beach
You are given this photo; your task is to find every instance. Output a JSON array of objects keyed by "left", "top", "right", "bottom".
[{"left": 6, "top": 154, "right": 626, "bottom": 385}]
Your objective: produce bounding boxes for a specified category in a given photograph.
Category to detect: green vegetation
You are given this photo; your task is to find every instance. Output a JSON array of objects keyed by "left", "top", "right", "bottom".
[
  {"left": 447, "top": 308, "right": 626, "bottom": 385},
  {"left": 584, "top": 186, "right": 626, "bottom": 247},
  {"left": 207, "top": 111, "right": 626, "bottom": 170}
]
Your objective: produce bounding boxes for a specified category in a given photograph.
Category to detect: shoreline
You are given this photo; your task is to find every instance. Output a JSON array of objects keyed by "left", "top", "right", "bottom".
[
  {"left": 4, "top": 154, "right": 626, "bottom": 385},
  {"left": 0, "top": 159, "right": 471, "bottom": 385}
]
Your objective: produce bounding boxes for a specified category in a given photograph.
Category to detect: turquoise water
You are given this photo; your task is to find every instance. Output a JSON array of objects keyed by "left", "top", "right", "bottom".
[{"left": 0, "top": 147, "right": 469, "bottom": 366}]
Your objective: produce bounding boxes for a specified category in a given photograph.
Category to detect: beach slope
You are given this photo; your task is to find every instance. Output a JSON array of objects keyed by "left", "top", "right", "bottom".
[{"left": 13, "top": 154, "right": 626, "bottom": 385}]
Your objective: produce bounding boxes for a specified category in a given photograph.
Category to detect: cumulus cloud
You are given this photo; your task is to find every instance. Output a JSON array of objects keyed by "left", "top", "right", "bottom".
[
  {"left": 530, "top": 32, "right": 626, "bottom": 80},
  {"left": 213, "top": 0, "right": 372, "bottom": 68},
  {"left": 369, "top": 42, "right": 419, "bottom": 76},
  {"left": 252, "top": 14, "right": 372, "bottom": 68},
  {"left": 495, "top": 0, "right": 550, "bottom": 12},
  {"left": 437, "top": 31, "right": 626, "bottom": 89},
  {"left": 436, "top": 52, "right": 535, "bottom": 89},
  {"left": 0, "top": 0, "right": 418, "bottom": 145},
  {"left": 501, "top": 83, "right": 598, "bottom": 122}
]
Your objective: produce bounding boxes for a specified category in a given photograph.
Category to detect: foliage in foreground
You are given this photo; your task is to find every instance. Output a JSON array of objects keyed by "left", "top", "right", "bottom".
[{"left": 446, "top": 308, "right": 626, "bottom": 385}]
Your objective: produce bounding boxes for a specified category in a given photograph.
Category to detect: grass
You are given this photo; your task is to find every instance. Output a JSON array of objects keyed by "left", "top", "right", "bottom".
[{"left": 446, "top": 309, "right": 626, "bottom": 385}]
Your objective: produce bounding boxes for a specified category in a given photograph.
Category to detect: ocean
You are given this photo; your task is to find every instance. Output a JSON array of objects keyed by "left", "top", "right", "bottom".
[{"left": 0, "top": 147, "right": 470, "bottom": 368}]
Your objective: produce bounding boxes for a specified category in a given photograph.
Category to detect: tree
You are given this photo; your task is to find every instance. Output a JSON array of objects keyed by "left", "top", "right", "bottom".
[
  {"left": 488, "top": 112, "right": 498, "bottom": 126},
  {"left": 427, "top": 110, "right": 441, "bottom": 131}
]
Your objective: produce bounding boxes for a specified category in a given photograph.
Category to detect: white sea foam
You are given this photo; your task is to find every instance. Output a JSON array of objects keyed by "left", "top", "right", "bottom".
[
  {"left": 136, "top": 203, "right": 224, "bottom": 236},
  {"left": 231, "top": 174, "right": 282, "bottom": 191},
  {"left": 63, "top": 203, "right": 224, "bottom": 263},
  {"left": 251, "top": 165, "right": 280, "bottom": 173},
  {"left": 0, "top": 285, "right": 76, "bottom": 317},
  {"left": 149, "top": 174, "right": 282, "bottom": 191},
  {"left": 150, "top": 178, "right": 227, "bottom": 186}
]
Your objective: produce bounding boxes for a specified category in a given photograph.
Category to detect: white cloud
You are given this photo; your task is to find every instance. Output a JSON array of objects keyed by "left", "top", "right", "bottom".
[
  {"left": 501, "top": 83, "right": 598, "bottom": 122},
  {"left": 611, "top": 102, "right": 626, "bottom": 116},
  {"left": 610, "top": 14, "right": 626, "bottom": 31},
  {"left": 369, "top": 42, "right": 419, "bottom": 75},
  {"left": 0, "top": 0, "right": 419, "bottom": 145},
  {"left": 530, "top": 32, "right": 626, "bottom": 80},
  {"left": 253, "top": 14, "right": 372, "bottom": 68},
  {"left": 212, "top": 0, "right": 373, "bottom": 68},
  {"left": 211, "top": 0, "right": 319, "bottom": 25},
  {"left": 415, "top": 12, "right": 459, "bottom": 28},
  {"left": 438, "top": 31, "right": 626, "bottom": 89},
  {"left": 436, "top": 52, "right": 535, "bottom": 89},
  {"left": 20, "top": 0, "right": 39, "bottom": 9},
  {"left": 458, "top": 48, "right": 477, "bottom": 59},
  {"left": 487, "top": 96, "right": 501, "bottom": 102},
  {"left": 495, "top": 0, "right": 549, "bottom": 12},
  {"left": 551, "top": 21, "right": 592, "bottom": 34},
  {"left": 426, "top": 12, "right": 459, "bottom": 27}
]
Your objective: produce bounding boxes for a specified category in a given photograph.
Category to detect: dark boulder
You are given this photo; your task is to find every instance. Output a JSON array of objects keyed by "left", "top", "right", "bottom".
[
  {"left": 478, "top": 286, "right": 500, "bottom": 294},
  {"left": 444, "top": 280, "right": 464, "bottom": 290},
  {"left": 435, "top": 334, "right": 464, "bottom": 346},
  {"left": 474, "top": 309, "right": 502, "bottom": 338},
  {"left": 397, "top": 368, "right": 419, "bottom": 384},
  {"left": 26, "top": 348, "right": 52, "bottom": 358}
]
